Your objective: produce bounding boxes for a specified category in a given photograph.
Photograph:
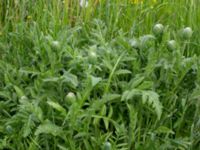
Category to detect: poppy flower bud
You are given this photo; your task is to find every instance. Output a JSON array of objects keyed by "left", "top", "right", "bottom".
[
  {"left": 130, "top": 39, "right": 140, "bottom": 49},
  {"left": 6, "top": 125, "right": 13, "bottom": 134},
  {"left": 103, "top": 141, "right": 112, "bottom": 150},
  {"left": 51, "top": 41, "right": 60, "bottom": 49},
  {"left": 167, "top": 40, "right": 177, "bottom": 51},
  {"left": 182, "top": 27, "right": 193, "bottom": 40},
  {"left": 65, "top": 92, "right": 76, "bottom": 105},
  {"left": 153, "top": 24, "right": 164, "bottom": 36}
]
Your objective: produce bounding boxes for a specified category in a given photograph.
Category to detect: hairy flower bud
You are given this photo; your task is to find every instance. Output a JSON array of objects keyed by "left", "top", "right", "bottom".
[
  {"left": 167, "top": 40, "right": 177, "bottom": 51},
  {"left": 65, "top": 92, "right": 76, "bottom": 105},
  {"left": 103, "top": 141, "right": 112, "bottom": 150},
  {"left": 51, "top": 41, "right": 60, "bottom": 49},
  {"left": 182, "top": 27, "right": 193, "bottom": 40},
  {"left": 153, "top": 24, "right": 164, "bottom": 36}
]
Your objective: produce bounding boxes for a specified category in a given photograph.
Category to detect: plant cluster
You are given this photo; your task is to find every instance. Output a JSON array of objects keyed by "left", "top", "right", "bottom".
[{"left": 0, "top": 0, "right": 200, "bottom": 150}]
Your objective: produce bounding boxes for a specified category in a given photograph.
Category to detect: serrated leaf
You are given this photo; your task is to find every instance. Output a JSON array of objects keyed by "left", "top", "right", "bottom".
[
  {"left": 156, "top": 126, "right": 174, "bottom": 134},
  {"left": 137, "top": 81, "right": 153, "bottom": 90},
  {"left": 130, "top": 76, "right": 145, "bottom": 88},
  {"left": 103, "top": 118, "right": 109, "bottom": 130},
  {"left": 43, "top": 77, "right": 61, "bottom": 82},
  {"left": 74, "top": 132, "right": 88, "bottom": 139},
  {"left": 121, "top": 91, "right": 130, "bottom": 101},
  {"left": 0, "top": 91, "right": 10, "bottom": 99},
  {"left": 13, "top": 85, "right": 25, "bottom": 98},
  {"left": 122, "top": 89, "right": 141, "bottom": 101},
  {"left": 19, "top": 68, "right": 40, "bottom": 77},
  {"left": 35, "top": 120, "right": 63, "bottom": 136},
  {"left": 140, "top": 34, "right": 155, "bottom": 44},
  {"left": 47, "top": 100, "right": 66, "bottom": 116},
  {"left": 115, "top": 69, "right": 132, "bottom": 75},
  {"left": 90, "top": 75, "right": 102, "bottom": 87},
  {"left": 101, "top": 104, "right": 107, "bottom": 116},
  {"left": 84, "top": 139, "right": 93, "bottom": 150},
  {"left": 63, "top": 72, "right": 78, "bottom": 88},
  {"left": 103, "top": 59, "right": 113, "bottom": 71},
  {"left": 23, "top": 115, "right": 33, "bottom": 137},
  {"left": 126, "top": 89, "right": 141, "bottom": 100},
  {"left": 142, "top": 91, "right": 162, "bottom": 120},
  {"left": 108, "top": 106, "right": 113, "bottom": 118},
  {"left": 103, "top": 93, "right": 121, "bottom": 102},
  {"left": 57, "top": 144, "right": 68, "bottom": 150}
]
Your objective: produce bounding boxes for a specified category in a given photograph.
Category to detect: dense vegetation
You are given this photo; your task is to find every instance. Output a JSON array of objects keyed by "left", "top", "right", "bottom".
[{"left": 0, "top": 0, "right": 200, "bottom": 149}]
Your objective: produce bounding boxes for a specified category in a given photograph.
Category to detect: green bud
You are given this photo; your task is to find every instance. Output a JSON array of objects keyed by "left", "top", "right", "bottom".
[
  {"left": 182, "top": 27, "right": 193, "bottom": 40},
  {"left": 153, "top": 24, "right": 164, "bottom": 36},
  {"left": 51, "top": 41, "right": 60, "bottom": 49},
  {"left": 44, "top": 35, "right": 53, "bottom": 42},
  {"left": 6, "top": 125, "right": 13, "bottom": 134},
  {"left": 103, "top": 141, "right": 112, "bottom": 150},
  {"left": 90, "top": 51, "right": 97, "bottom": 58},
  {"left": 88, "top": 51, "right": 97, "bottom": 64},
  {"left": 65, "top": 92, "right": 76, "bottom": 105},
  {"left": 130, "top": 39, "right": 140, "bottom": 49},
  {"left": 19, "top": 95, "right": 28, "bottom": 103},
  {"left": 139, "top": 34, "right": 155, "bottom": 49},
  {"left": 167, "top": 40, "right": 177, "bottom": 51}
]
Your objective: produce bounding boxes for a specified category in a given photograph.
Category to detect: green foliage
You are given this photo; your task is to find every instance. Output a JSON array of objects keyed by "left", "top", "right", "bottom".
[{"left": 0, "top": 0, "right": 200, "bottom": 149}]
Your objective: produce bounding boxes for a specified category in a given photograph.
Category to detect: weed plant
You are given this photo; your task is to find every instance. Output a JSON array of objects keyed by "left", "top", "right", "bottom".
[{"left": 0, "top": 0, "right": 200, "bottom": 149}]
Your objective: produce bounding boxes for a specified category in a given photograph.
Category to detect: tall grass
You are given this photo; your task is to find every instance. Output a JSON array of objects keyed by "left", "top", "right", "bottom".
[{"left": 0, "top": 0, "right": 200, "bottom": 149}]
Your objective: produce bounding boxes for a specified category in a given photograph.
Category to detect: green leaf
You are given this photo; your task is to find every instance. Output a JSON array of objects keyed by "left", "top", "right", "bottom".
[
  {"left": 84, "top": 140, "right": 93, "bottom": 150},
  {"left": 108, "top": 106, "right": 113, "bottom": 118},
  {"left": 142, "top": 91, "right": 162, "bottom": 120},
  {"left": 122, "top": 89, "right": 162, "bottom": 119},
  {"left": 137, "top": 81, "right": 153, "bottom": 90},
  {"left": 121, "top": 91, "right": 130, "bottom": 101},
  {"left": 121, "top": 89, "right": 141, "bottom": 101},
  {"left": 127, "top": 104, "right": 137, "bottom": 145},
  {"left": 58, "top": 144, "right": 69, "bottom": 150},
  {"left": 13, "top": 85, "right": 25, "bottom": 98},
  {"left": 156, "top": 126, "right": 175, "bottom": 134},
  {"left": 130, "top": 76, "right": 145, "bottom": 88},
  {"left": 103, "top": 118, "right": 109, "bottom": 131},
  {"left": 100, "top": 105, "right": 109, "bottom": 130},
  {"left": 90, "top": 75, "right": 102, "bottom": 87},
  {"left": 43, "top": 77, "right": 60, "bottom": 82},
  {"left": 63, "top": 72, "right": 78, "bottom": 88},
  {"left": 0, "top": 91, "right": 10, "bottom": 99},
  {"left": 23, "top": 115, "right": 33, "bottom": 137},
  {"left": 103, "top": 93, "right": 121, "bottom": 102},
  {"left": 100, "top": 104, "right": 107, "bottom": 116},
  {"left": 19, "top": 68, "right": 40, "bottom": 77},
  {"left": 35, "top": 120, "right": 63, "bottom": 136},
  {"left": 47, "top": 100, "right": 66, "bottom": 116},
  {"left": 115, "top": 69, "right": 132, "bottom": 75}
]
